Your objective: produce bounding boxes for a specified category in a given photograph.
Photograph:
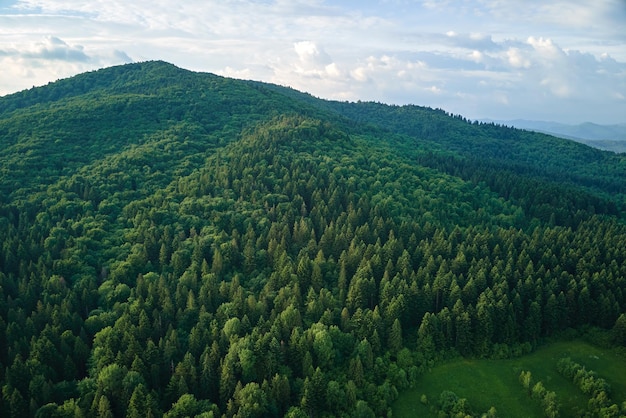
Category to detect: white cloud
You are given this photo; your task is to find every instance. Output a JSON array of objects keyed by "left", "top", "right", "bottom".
[
  {"left": 0, "top": 32, "right": 133, "bottom": 94},
  {"left": 506, "top": 48, "right": 531, "bottom": 69},
  {"left": 22, "top": 36, "right": 89, "bottom": 61},
  {"left": 294, "top": 41, "right": 331, "bottom": 67},
  {"left": 350, "top": 66, "right": 369, "bottom": 82},
  {"left": 469, "top": 50, "right": 483, "bottom": 63},
  {"left": 325, "top": 62, "right": 341, "bottom": 78},
  {"left": 0, "top": 0, "right": 624, "bottom": 123},
  {"left": 527, "top": 36, "right": 562, "bottom": 61},
  {"left": 217, "top": 66, "right": 253, "bottom": 80}
]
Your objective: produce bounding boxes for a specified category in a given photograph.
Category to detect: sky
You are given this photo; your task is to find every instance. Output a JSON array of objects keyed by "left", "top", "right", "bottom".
[{"left": 0, "top": 0, "right": 625, "bottom": 125}]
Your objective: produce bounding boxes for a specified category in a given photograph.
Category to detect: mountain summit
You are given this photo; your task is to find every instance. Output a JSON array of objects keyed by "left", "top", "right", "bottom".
[{"left": 1, "top": 61, "right": 625, "bottom": 417}]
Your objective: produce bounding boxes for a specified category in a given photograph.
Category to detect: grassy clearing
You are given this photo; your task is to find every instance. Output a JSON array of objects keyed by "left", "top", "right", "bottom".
[{"left": 393, "top": 339, "right": 626, "bottom": 417}]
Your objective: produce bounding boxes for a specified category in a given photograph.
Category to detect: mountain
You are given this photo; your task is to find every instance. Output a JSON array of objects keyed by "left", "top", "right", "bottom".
[
  {"left": 488, "top": 119, "right": 626, "bottom": 153},
  {"left": 1, "top": 61, "right": 626, "bottom": 417}
]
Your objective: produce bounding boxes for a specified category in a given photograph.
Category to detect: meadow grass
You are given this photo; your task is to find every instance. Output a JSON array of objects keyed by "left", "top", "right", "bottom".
[{"left": 393, "top": 339, "right": 626, "bottom": 417}]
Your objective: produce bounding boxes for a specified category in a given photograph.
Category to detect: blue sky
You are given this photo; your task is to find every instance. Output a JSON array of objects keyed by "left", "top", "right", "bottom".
[{"left": 1, "top": 0, "right": 625, "bottom": 124}]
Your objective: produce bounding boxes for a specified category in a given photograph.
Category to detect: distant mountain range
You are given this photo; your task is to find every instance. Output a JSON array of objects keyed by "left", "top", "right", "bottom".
[{"left": 484, "top": 119, "right": 626, "bottom": 153}]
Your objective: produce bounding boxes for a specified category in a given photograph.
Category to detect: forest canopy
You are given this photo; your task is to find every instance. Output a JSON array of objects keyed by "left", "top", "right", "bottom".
[{"left": 0, "top": 61, "right": 625, "bottom": 417}]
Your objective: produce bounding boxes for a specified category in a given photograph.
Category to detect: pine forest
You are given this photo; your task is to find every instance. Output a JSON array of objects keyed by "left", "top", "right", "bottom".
[{"left": 1, "top": 61, "right": 625, "bottom": 417}]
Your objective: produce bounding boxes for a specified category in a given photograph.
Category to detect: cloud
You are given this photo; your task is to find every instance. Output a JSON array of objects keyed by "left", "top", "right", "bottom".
[
  {"left": 294, "top": 41, "right": 331, "bottom": 68},
  {"left": 217, "top": 66, "right": 252, "bottom": 80},
  {"left": 443, "top": 31, "right": 500, "bottom": 51},
  {"left": 0, "top": 0, "right": 624, "bottom": 123},
  {"left": 21, "top": 36, "right": 89, "bottom": 61},
  {"left": 315, "top": 31, "right": 626, "bottom": 123},
  {"left": 278, "top": 41, "right": 345, "bottom": 81},
  {"left": 466, "top": 0, "right": 625, "bottom": 32},
  {"left": 506, "top": 48, "right": 530, "bottom": 69},
  {"left": 0, "top": 32, "right": 133, "bottom": 95},
  {"left": 112, "top": 49, "right": 132, "bottom": 62}
]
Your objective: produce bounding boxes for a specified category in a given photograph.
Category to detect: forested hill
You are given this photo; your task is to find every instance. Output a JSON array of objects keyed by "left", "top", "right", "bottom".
[{"left": 1, "top": 61, "right": 626, "bottom": 417}]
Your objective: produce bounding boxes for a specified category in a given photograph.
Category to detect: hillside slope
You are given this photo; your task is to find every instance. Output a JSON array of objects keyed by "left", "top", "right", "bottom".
[{"left": 1, "top": 61, "right": 625, "bottom": 417}]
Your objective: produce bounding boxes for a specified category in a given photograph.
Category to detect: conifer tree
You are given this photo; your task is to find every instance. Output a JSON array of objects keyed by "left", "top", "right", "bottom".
[{"left": 388, "top": 318, "right": 403, "bottom": 355}]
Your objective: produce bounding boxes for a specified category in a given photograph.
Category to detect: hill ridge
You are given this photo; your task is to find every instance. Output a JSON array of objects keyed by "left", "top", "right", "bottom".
[{"left": 1, "top": 61, "right": 626, "bottom": 418}]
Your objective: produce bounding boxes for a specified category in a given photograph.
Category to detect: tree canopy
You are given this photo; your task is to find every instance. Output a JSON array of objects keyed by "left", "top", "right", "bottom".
[{"left": 1, "top": 61, "right": 625, "bottom": 417}]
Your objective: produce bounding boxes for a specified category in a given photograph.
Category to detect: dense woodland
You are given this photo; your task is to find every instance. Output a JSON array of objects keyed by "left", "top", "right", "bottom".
[{"left": 1, "top": 61, "right": 625, "bottom": 417}]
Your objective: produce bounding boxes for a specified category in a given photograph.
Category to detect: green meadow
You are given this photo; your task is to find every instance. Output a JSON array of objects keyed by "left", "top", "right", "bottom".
[{"left": 394, "top": 340, "right": 626, "bottom": 417}]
